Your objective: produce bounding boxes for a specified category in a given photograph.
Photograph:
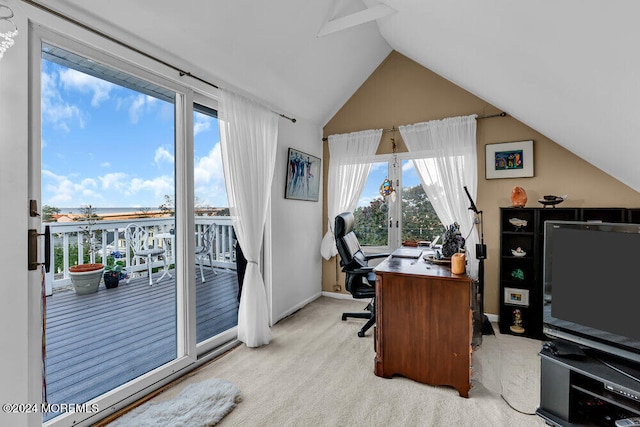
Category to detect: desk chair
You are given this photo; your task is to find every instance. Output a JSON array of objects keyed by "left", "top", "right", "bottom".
[
  {"left": 334, "top": 212, "right": 389, "bottom": 337},
  {"left": 124, "top": 223, "right": 172, "bottom": 286},
  {"left": 195, "top": 224, "right": 217, "bottom": 283}
]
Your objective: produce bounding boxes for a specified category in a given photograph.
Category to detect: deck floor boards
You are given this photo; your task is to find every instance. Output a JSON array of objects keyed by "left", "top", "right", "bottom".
[{"left": 44, "top": 267, "right": 239, "bottom": 416}]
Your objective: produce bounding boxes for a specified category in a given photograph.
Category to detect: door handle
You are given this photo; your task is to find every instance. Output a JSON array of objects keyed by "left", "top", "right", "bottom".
[{"left": 28, "top": 226, "right": 51, "bottom": 272}]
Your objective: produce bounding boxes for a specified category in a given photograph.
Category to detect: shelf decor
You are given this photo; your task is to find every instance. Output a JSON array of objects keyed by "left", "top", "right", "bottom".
[{"left": 486, "top": 140, "right": 534, "bottom": 179}]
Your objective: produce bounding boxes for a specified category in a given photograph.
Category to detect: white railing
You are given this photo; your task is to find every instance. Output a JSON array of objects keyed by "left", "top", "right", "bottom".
[{"left": 43, "top": 216, "right": 236, "bottom": 293}]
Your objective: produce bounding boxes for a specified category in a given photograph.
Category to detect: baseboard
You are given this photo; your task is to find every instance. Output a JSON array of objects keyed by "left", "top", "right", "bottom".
[
  {"left": 486, "top": 313, "right": 498, "bottom": 323},
  {"left": 273, "top": 291, "right": 323, "bottom": 324},
  {"left": 322, "top": 291, "right": 355, "bottom": 300}
]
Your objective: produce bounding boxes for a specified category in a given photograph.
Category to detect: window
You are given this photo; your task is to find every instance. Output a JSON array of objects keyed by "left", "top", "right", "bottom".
[{"left": 354, "top": 156, "right": 444, "bottom": 251}]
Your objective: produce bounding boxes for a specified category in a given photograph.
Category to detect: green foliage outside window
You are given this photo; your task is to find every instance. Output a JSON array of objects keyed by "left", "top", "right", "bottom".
[
  {"left": 353, "top": 184, "right": 445, "bottom": 247},
  {"left": 400, "top": 185, "right": 445, "bottom": 242}
]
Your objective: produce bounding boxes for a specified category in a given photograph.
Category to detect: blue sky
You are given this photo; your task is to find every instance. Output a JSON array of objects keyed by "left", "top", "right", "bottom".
[
  {"left": 41, "top": 59, "right": 228, "bottom": 210},
  {"left": 358, "top": 159, "right": 421, "bottom": 207}
]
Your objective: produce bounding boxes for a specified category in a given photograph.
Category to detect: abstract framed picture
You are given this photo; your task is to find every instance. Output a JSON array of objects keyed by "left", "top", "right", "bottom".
[
  {"left": 485, "top": 140, "right": 534, "bottom": 179},
  {"left": 285, "top": 148, "right": 321, "bottom": 201}
]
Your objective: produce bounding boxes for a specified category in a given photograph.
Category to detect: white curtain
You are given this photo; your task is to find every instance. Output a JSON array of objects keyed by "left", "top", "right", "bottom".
[
  {"left": 320, "top": 129, "right": 382, "bottom": 260},
  {"left": 219, "top": 89, "right": 278, "bottom": 347},
  {"left": 399, "top": 115, "right": 480, "bottom": 279}
]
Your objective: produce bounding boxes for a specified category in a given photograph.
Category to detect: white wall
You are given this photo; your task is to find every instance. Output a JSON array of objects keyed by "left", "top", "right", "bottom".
[{"left": 268, "top": 118, "right": 323, "bottom": 324}]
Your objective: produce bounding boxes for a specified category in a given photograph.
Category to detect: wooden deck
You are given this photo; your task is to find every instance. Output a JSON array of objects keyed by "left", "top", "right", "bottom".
[{"left": 44, "top": 267, "right": 238, "bottom": 419}]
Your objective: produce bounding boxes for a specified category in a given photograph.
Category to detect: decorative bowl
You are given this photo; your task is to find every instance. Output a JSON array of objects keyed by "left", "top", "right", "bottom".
[
  {"left": 511, "top": 247, "right": 527, "bottom": 257},
  {"left": 509, "top": 218, "right": 528, "bottom": 229},
  {"left": 539, "top": 194, "right": 567, "bottom": 207}
]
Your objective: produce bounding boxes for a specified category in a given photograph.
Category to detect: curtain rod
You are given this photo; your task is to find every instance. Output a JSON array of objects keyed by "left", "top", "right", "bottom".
[
  {"left": 321, "top": 112, "right": 507, "bottom": 141},
  {"left": 21, "top": 0, "right": 297, "bottom": 123}
]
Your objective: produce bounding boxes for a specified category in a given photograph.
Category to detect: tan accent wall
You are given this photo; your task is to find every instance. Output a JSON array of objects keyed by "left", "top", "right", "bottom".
[{"left": 323, "top": 51, "right": 640, "bottom": 315}]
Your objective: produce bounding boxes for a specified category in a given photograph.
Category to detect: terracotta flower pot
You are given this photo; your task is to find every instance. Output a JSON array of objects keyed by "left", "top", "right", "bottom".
[{"left": 69, "top": 263, "right": 105, "bottom": 295}]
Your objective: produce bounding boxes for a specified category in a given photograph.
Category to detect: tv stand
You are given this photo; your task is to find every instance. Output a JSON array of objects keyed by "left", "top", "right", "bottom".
[{"left": 537, "top": 340, "right": 640, "bottom": 426}]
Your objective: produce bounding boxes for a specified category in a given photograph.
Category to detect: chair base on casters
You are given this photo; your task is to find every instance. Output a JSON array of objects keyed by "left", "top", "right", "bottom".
[{"left": 342, "top": 301, "right": 375, "bottom": 337}]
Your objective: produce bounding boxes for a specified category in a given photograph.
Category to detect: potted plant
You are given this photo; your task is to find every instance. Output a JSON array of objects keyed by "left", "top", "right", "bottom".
[
  {"left": 69, "top": 205, "right": 104, "bottom": 295},
  {"left": 103, "top": 251, "right": 126, "bottom": 289}
]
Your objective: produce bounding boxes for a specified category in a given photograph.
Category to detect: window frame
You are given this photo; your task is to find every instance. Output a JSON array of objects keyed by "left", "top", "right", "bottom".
[{"left": 356, "top": 152, "right": 443, "bottom": 255}]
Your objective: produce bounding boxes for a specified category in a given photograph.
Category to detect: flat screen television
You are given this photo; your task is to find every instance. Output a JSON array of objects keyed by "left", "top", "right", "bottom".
[{"left": 543, "top": 220, "right": 640, "bottom": 363}]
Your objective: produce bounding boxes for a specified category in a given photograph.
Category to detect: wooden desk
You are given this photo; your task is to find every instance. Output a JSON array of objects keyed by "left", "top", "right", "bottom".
[{"left": 374, "top": 254, "right": 473, "bottom": 397}]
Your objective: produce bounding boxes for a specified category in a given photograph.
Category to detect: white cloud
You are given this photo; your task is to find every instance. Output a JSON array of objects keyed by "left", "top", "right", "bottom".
[
  {"left": 99, "top": 172, "right": 128, "bottom": 192},
  {"left": 129, "top": 175, "right": 174, "bottom": 198},
  {"left": 194, "top": 113, "right": 212, "bottom": 136},
  {"left": 41, "top": 71, "right": 84, "bottom": 132},
  {"left": 194, "top": 143, "right": 226, "bottom": 205},
  {"left": 59, "top": 68, "right": 115, "bottom": 107},
  {"left": 129, "top": 94, "right": 157, "bottom": 124},
  {"left": 101, "top": 162, "right": 111, "bottom": 168},
  {"left": 42, "top": 170, "right": 102, "bottom": 205},
  {"left": 403, "top": 161, "right": 415, "bottom": 173},
  {"left": 154, "top": 146, "right": 174, "bottom": 166}
]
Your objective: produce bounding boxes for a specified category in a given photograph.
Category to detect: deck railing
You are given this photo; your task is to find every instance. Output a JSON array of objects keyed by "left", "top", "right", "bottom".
[{"left": 43, "top": 216, "right": 236, "bottom": 294}]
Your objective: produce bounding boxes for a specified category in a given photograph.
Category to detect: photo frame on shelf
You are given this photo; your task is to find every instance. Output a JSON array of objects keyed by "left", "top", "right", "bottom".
[
  {"left": 504, "top": 287, "right": 530, "bottom": 307},
  {"left": 486, "top": 140, "right": 534, "bottom": 179},
  {"left": 285, "top": 147, "right": 321, "bottom": 202}
]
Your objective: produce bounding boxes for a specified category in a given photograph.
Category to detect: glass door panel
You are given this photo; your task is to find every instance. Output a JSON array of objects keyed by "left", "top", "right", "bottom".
[
  {"left": 41, "top": 43, "right": 177, "bottom": 422},
  {"left": 401, "top": 159, "right": 445, "bottom": 243},
  {"left": 354, "top": 161, "right": 391, "bottom": 247},
  {"left": 193, "top": 103, "right": 238, "bottom": 347}
]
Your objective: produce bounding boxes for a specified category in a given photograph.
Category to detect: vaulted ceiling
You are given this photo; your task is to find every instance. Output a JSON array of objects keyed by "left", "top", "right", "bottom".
[{"left": 36, "top": 0, "right": 640, "bottom": 192}]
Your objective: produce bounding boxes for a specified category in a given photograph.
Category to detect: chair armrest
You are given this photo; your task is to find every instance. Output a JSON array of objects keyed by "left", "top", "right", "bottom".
[
  {"left": 344, "top": 266, "right": 374, "bottom": 274},
  {"left": 364, "top": 253, "right": 390, "bottom": 261}
]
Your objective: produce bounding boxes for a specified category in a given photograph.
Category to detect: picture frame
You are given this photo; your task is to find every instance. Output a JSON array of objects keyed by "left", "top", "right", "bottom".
[
  {"left": 504, "top": 287, "right": 530, "bottom": 307},
  {"left": 285, "top": 148, "right": 321, "bottom": 201},
  {"left": 485, "top": 140, "right": 534, "bottom": 179}
]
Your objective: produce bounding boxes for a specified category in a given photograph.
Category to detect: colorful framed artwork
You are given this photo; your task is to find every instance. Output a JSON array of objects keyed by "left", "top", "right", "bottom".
[
  {"left": 504, "top": 287, "right": 529, "bottom": 307},
  {"left": 285, "top": 148, "right": 321, "bottom": 201},
  {"left": 485, "top": 140, "right": 534, "bottom": 179}
]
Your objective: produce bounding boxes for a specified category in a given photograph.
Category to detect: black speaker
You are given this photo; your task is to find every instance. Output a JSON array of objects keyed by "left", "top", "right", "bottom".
[{"left": 475, "top": 243, "right": 487, "bottom": 260}]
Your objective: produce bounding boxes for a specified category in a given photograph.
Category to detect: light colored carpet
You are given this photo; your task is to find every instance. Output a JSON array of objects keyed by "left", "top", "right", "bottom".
[
  {"left": 137, "top": 297, "right": 545, "bottom": 426},
  {"left": 109, "top": 379, "right": 241, "bottom": 427}
]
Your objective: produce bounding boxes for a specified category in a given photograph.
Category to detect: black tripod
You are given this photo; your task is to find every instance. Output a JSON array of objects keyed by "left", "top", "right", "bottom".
[{"left": 464, "top": 186, "right": 494, "bottom": 336}]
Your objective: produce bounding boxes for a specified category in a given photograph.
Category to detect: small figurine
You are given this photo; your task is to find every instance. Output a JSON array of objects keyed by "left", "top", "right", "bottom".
[{"left": 510, "top": 309, "right": 525, "bottom": 334}]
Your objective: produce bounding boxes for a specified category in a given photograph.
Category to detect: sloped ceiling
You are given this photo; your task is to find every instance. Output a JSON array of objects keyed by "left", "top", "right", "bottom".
[
  {"left": 33, "top": 0, "right": 392, "bottom": 125},
  {"left": 32, "top": 0, "right": 640, "bottom": 192}
]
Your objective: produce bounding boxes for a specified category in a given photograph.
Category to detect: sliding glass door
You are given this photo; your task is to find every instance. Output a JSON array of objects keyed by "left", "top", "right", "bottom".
[
  {"left": 192, "top": 101, "right": 239, "bottom": 351},
  {"left": 39, "top": 41, "right": 180, "bottom": 423}
]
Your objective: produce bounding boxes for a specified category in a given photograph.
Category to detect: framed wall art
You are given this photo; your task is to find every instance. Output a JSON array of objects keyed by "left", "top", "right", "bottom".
[
  {"left": 504, "top": 287, "right": 530, "bottom": 307},
  {"left": 285, "top": 147, "right": 321, "bottom": 201},
  {"left": 485, "top": 140, "right": 534, "bottom": 179}
]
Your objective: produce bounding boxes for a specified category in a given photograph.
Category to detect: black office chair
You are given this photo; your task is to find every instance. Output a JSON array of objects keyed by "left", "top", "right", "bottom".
[{"left": 334, "top": 212, "right": 389, "bottom": 337}]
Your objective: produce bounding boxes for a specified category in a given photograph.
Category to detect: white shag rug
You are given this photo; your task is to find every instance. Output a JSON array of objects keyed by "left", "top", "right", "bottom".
[{"left": 110, "top": 379, "right": 242, "bottom": 427}]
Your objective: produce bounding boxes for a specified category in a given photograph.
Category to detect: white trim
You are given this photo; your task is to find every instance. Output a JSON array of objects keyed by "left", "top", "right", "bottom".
[
  {"left": 322, "top": 291, "right": 356, "bottom": 300},
  {"left": 317, "top": 4, "right": 396, "bottom": 37},
  {"left": 275, "top": 292, "right": 322, "bottom": 323}
]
